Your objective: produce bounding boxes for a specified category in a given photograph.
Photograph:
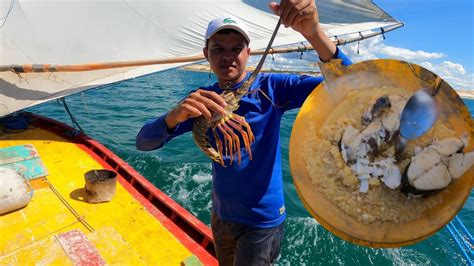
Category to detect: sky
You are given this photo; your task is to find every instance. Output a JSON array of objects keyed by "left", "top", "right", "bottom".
[
  {"left": 250, "top": 0, "right": 473, "bottom": 90},
  {"left": 342, "top": 0, "right": 473, "bottom": 90}
]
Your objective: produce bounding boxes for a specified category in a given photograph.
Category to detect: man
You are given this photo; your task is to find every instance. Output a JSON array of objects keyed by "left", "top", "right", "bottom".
[{"left": 136, "top": 0, "right": 352, "bottom": 264}]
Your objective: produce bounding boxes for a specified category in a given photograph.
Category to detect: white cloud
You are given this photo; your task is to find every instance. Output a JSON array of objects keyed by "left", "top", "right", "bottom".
[
  {"left": 339, "top": 36, "right": 473, "bottom": 90},
  {"left": 438, "top": 61, "right": 466, "bottom": 76},
  {"left": 419, "top": 61, "right": 434, "bottom": 70},
  {"left": 245, "top": 35, "right": 473, "bottom": 90},
  {"left": 379, "top": 46, "right": 445, "bottom": 61},
  {"left": 341, "top": 36, "right": 446, "bottom": 62}
]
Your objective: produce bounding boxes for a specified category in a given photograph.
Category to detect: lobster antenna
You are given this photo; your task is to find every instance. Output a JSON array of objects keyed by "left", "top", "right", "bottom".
[
  {"left": 252, "top": 18, "right": 282, "bottom": 76},
  {"left": 237, "top": 18, "right": 282, "bottom": 93}
]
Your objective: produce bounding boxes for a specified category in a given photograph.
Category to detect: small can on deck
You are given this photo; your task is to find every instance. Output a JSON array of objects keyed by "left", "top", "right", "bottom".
[{"left": 84, "top": 169, "right": 117, "bottom": 203}]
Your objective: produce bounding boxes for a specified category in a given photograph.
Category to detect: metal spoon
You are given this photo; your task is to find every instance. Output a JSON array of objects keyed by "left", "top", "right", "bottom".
[{"left": 397, "top": 77, "right": 443, "bottom": 154}]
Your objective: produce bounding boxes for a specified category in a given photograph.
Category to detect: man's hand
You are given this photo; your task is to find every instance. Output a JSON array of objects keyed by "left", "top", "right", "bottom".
[
  {"left": 165, "top": 89, "right": 227, "bottom": 130},
  {"left": 269, "top": 0, "right": 319, "bottom": 36},
  {"left": 269, "top": 0, "right": 336, "bottom": 62}
]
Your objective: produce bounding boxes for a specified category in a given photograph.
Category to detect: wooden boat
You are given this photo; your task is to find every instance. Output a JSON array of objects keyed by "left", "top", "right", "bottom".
[{"left": 0, "top": 113, "right": 216, "bottom": 265}]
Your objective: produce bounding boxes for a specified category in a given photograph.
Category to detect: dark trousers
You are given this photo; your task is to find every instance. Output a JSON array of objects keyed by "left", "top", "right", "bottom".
[{"left": 211, "top": 212, "right": 285, "bottom": 266}]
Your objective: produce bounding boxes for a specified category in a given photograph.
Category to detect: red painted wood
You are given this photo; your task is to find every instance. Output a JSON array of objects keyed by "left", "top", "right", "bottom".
[{"left": 57, "top": 229, "right": 106, "bottom": 266}]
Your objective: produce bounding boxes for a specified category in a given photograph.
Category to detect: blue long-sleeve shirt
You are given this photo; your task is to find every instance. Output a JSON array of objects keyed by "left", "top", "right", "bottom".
[{"left": 137, "top": 48, "right": 352, "bottom": 228}]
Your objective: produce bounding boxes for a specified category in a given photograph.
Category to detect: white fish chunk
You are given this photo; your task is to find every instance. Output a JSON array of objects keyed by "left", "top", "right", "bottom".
[
  {"left": 410, "top": 164, "right": 451, "bottom": 190},
  {"left": 448, "top": 152, "right": 474, "bottom": 179},
  {"left": 405, "top": 135, "right": 472, "bottom": 192},
  {"left": 407, "top": 149, "right": 442, "bottom": 182},
  {"left": 431, "top": 138, "right": 464, "bottom": 156}
]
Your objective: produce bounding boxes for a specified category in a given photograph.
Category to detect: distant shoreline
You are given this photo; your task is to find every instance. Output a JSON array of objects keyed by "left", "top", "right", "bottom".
[
  {"left": 181, "top": 65, "right": 473, "bottom": 100},
  {"left": 181, "top": 64, "right": 321, "bottom": 76}
]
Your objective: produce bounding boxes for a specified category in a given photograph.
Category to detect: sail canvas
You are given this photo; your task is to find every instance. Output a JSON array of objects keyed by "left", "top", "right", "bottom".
[{"left": 0, "top": 0, "right": 402, "bottom": 117}]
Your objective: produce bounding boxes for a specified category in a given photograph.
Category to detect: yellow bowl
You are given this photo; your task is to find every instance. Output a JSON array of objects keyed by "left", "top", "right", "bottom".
[{"left": 289, "top": 59, "right": 474, "bottom": 248}]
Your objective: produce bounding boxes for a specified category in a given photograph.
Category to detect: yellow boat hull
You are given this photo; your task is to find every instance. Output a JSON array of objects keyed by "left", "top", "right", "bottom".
[{"left": 0, "top": 113, "right": 216, "bottom": 265}]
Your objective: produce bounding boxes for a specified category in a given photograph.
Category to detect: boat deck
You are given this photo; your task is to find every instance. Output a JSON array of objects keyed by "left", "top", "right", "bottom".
[{"left": 0, "top": 114, "right": 215, "bottom": 265}]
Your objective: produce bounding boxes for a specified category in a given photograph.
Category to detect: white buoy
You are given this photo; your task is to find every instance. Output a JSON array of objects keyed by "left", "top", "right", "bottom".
[{"left": 0, "top": 167, "right": 33, "bottom": 214}]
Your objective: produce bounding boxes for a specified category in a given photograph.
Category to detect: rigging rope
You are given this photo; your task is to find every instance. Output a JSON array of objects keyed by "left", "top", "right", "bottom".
[
  {"left": 0, "top": 0, "right": 14, "bottom": 27},
  {"left": 454, "top": 216, "right": 474, "bottom": 244},
  {"left": 447, "top": 216, "right": 473, "bottom": 265},
  {"left": 60, "top": 97, "right": 85, "bottom": 135},
  {"left": 50, "top": 183, "right": 95, "bottom": 233}
]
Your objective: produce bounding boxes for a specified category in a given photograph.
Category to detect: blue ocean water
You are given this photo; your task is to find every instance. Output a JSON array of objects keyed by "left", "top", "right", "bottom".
[{"left": 30, "top": 69, "right": 473, "bottom": 265}]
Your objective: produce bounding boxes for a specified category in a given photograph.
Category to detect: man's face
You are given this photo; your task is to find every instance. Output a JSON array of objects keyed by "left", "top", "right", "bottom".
[{"left": 204, "top": 32, "right": 250, "bottom": 83}]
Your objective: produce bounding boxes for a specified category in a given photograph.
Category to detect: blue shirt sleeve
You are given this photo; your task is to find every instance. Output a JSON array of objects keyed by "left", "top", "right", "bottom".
[
  {"left": 322, "top": 46, "right": 352, "bottom": 65},
  {"left": 135, "top": 112, "right": 194, "bottom": 151},
  {"left": 271, "top": 47, "right": 352, "bottom": 111}
]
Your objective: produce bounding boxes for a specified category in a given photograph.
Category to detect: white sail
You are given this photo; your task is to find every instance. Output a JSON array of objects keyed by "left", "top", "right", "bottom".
[{"left": 0, "top": 0, "right": 402, "bottom": 117}]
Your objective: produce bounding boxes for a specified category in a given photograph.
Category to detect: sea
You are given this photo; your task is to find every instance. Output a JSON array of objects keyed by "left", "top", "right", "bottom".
[{"left": 29, "top": 68, "right": 473, "bottom": 265}]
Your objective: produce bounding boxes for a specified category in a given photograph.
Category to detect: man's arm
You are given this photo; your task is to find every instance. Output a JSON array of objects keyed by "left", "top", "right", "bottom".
[
  {"left": 136, "top": 113, "right": 174, "bottom": 151},
  {"left": 266, "top": 0, "right": 352, "bottom": 111},
  {"left": 136, "top": 89, "right": 227, "bottom": 151},
  {"left": 269, "top": 0, "right": 336, "bottom": 62}
]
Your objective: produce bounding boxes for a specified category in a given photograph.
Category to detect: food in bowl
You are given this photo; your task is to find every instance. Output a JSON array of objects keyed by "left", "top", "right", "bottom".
[{"left": 304, "top": 86, "right": 473, "bottom": 224}]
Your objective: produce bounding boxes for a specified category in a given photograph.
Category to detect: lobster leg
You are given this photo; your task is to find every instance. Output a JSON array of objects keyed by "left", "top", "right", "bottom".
[
  {"left": 212, "top": 128, "right": 224, "bottom": 165},
  {"left": 226, "top": 118, "right": 253, "bottom": 160},
  {"left": 221, "top": 129, "right": 229, "bottom": 158},
  {"left": 217, "top": 123, "right": 234, "bottom": 164},
  {"left": 220, "top": 122, "right": 242, "bottom": 165},
  {"left": 231, "top": 114, "right": 255, "bottom": 142}
]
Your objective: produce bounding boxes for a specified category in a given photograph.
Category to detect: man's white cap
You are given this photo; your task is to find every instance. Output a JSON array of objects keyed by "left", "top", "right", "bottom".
[{"left": 205, "top": 16, "right": 250, "bottom": 44}]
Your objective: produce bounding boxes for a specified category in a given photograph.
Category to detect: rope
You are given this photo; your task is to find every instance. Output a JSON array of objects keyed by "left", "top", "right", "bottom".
[
  {"left": 455, "top": 216, "right": 474, "bottom": 244},
  {"left": 246, "top": 88, "right": 289, "bottom": 109},
  {"left": 447, "top": 216, "right": 473, "bottom": 265},
  {"left": 49, "top": 183, "right": 95, "bottom": 233},
  {"left": 298, "top": 42, "right": 306, "bottom": 59},
  {"left": 451, "top": 223, "right": 473, "bottom": 254},
  {"left": 357, "top": 32, "right": 363, "bottom": 54},
  {"left": 0, "top": 0, "right": 14, "bottom": 27},
  {"left": 60, "top": 97, "right": 85, "bottom": 134}
]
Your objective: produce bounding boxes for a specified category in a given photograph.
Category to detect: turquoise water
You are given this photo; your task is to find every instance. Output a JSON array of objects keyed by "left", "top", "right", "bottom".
[{"left": 30, "top": 69, "right": 473, "bottom": 265}]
